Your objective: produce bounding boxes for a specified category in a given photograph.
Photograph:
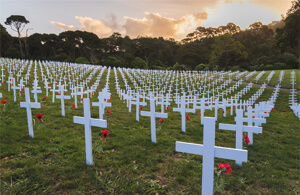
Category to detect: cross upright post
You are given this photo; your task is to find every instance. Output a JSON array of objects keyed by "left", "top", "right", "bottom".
[{"left": 56, "top": 85, "right": 71, "bottom": 116}]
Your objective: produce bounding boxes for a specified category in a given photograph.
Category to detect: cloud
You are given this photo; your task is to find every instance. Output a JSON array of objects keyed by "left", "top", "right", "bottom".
[
  {"left": 123, "top": 12, "right": 208, "bottom": 39},
  {"left": 51, "top": 14, "right": 121, "bottom": 38},
  {"left": 50, "top": 11, "right": 207, "bottom": 40},
  {"left": 50, "top": 21, "right": 76, "bottom": 31}
]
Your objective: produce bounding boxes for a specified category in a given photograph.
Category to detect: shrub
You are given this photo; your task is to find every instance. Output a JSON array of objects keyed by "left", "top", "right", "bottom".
[
  {"left": 130, "top": 57, "right": 147, "bottom": 69},
  {"left": 75, "top": 57, "right": 90, "bottom": 64},
  {"left": 173, "top": 62, "right": 186, "bottom": 71},
  {"left": 195, "top": 64, "right": 206, "bottom": 71}
]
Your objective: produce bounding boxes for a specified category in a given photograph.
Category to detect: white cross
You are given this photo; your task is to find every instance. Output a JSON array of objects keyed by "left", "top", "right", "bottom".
[
  {"left": 20, "top": 88, "right": 41, "bottom": 137},
  {"left": 129, "top": 92, "right": 147, "bottom": 121},
  {"left": 31, "top": 80, "right": 42, "bottom": 102},
  {"left": 50, "top": 80, "right": 60, "bottom": 103},
  {"left": 243, "top": 106, "right": 265, "bottom": 145},
  {"left": 11, "top": 78, "right": 20, "bottom": 102},
  {"left": 92, "top": 92, "right": 112, "bottom": 120},
  {"left": 176, "top": 117, "right": 247, "bottom": 195},
  {"left": 173, "top": 96, "right": 195, "bottom": 132},
  {"left": 141, "top": 93, "right": 167, "bottom": 143},
  {"left": 219, "top": 109, "right": 261, "bottom": 165},
  {"left": 44, "top": 79, "right": 51, "bottom": 97},
  {"left": 74, "top": 98, "right": 107, "bottom": 165},
  {"left": 56, "top": 85, "right": 71, "bottom": 116},
  {"left": 156, "top": 94, "right": 170, "bottom": 113}
]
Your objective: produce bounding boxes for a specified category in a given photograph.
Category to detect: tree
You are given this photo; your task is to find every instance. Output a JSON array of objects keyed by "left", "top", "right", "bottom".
[
  {"left": 0, "top": 23, "right": 13, "bottom": 57},
  {"left": 210, "top": 34, "right": 248, "bottom": 70},
  {"left": 5, "top": 15, "right": 29, "bottom": 58},
  {"left": 76, "top": 31, "right": 101, "bottom": 64},
  {"left": 75, "top": 57, "right": 90, "bottom": 64},
  {"left": 276, "top": 0, "right": 299, "bottom": 55},
  {"left": 130, "top": 57, "right": 147, "bottom": 69}
]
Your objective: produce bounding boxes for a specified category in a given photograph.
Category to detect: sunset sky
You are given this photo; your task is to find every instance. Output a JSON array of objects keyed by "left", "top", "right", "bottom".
[{"left": 1, "top": 0, "right": 292, "bottom": 40}]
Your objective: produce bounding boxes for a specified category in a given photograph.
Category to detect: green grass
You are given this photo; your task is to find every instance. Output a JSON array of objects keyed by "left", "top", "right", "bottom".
[{"left": 0, "top": 68, "right": 299, "bottom": 194}]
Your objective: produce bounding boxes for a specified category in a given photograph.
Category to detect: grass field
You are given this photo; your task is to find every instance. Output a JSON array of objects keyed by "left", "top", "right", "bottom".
[{"left": 1, "top": 68, "right": 300, "bottom": 194}]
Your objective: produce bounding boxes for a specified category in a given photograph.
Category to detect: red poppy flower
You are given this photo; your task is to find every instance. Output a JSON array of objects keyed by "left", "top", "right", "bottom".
[
  {"left": 20, "top": 91, "right": 23, "bottom": 95},
  {"left": 233, "top": 106, "right": 235, "bottom": 109},
  {"left": 222, "top": 110, "right": 225, "bottom": 113},
  {"left": 166, "top": 106, "right": 169, "bottom": 110},
  {"left": 36, "top": 113, "right": 43, "bottom": 122},
  {"left": 0, "top": 100, "right": 7, "bottom": 105},
  {"left": 218, "top": 163, "right": 232, "bottom": 173},
  {"left": 72, "top": 103, "right": 76, "bottom": 107},
  {"left": 264, "top": 112, "right": 267, "bottom": 114},
  {"left": 64, "top": 92, "right": 67, "bottom": 95},
  {"left": 252, "top": 116, "right": 255, "bottom": 118},
  {"left": 92, "top": 94, "right": 94, "bottom": 97},
  {"left": 229, "top": 109, "right": 231, "bottom": 112},
  {"left": 186, "top": 115, "right": 190, "bottom": 120},
  {"left": 101, "top": 130, "right": 109, "bottom": 141},
  {"left": 159, "top": 118, "right": 164, "bottom": 124},
  {"left": 81, "top": 98, "right": 83, "bottom": 101},
  {"left": 4, "top": 89, "right": 7, "bottom": 91},
  {"left": 123, "top": 100, "right": 125, "bottom": 102},
  {"left": 139, "top": 106, "right": 143, "bottom": 110},
  {"left": 199, "top": 112, "right": 201, "bottom": 115},
  {"left": 57, "top": 93, "right": 60, "bottom": 95},
  {"left": 243, "top": 135, "right": 250, "bottom": 145},
  {"left": 43, "top": 96, "right": 47, "bottom": 100},
  {"left": 271, "top": 108, "right": 274, "bottom": 112},
  {"left": 107, "top": 109, "right": 111, "bottom": 114}
]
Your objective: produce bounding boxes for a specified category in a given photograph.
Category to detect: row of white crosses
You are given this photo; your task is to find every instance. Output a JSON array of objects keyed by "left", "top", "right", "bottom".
[
  {"left": 255, "top": 71, "right": 265, "bottom": 83},
  {"left": 289, "top": 71, "right": 300, "bottom": 119},
  {"left": 245, "top": 71, "right": 256, "bottom": 80},
  {"left": 116, "top": 67, "right": 272, "bottom": 127},
  {"left": 266, "top": 71, "right": 275, "bottom": 83},
  {"left": 278, "top": 70, "right": 284, "bottom": 84}
]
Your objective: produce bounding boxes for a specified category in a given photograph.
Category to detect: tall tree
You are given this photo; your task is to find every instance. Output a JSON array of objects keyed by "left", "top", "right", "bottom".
[
  {"left": 276, "top": 0, "right": 299, "bottom": 54},
  {"left": 5, "top": 15, "right": 29, "bottom": 58},
  {"left": 210, "top": 34, "right": 248, "bottom": 70},
  {"left": 0, "top": 24, "right": 13, "bottom": 57}
]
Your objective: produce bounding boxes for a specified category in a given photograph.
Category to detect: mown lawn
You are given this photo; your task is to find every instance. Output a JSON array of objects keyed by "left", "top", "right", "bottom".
[{"left": 0, "top": 69, "right": 299, "bottom": 194}]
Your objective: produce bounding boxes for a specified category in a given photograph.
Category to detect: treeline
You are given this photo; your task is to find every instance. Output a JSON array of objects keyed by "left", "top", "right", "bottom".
[{"left": 0, "top": 1, "right": 299, "bottom": 71}]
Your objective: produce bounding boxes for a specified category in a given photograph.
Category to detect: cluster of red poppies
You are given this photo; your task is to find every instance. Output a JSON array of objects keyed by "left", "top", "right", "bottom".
[
  {"left": 243, "top": 135, "right": 250, "bottom": 145},
  {"left": 218, "top": 163, "right": 232, "bottom": 173}
]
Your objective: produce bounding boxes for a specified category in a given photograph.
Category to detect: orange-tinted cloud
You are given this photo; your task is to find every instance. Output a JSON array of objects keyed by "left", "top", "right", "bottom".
[
  {"left": 51, "top": 11, "right": 207, "bottom": 40},
  {"left": 51, "top": 15, "right": 120, "bottom": 38},
  {"left": 123, "top": 12, "right": 208, "bottom": 39},
  {"left": 50, "top": 21, "right": 76, "bottom": 31}
]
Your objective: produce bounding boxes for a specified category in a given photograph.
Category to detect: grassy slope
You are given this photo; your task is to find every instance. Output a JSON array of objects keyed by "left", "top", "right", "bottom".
[{"left": 0, "top": 69, "right": 299, "bottom": 194}]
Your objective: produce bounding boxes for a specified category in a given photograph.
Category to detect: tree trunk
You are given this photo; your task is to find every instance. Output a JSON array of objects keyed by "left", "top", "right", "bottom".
[{"left": 18, "top": 31, "right": 24, "bottom": 58}]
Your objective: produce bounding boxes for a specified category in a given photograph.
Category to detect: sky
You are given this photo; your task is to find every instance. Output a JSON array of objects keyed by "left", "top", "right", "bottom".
[{"left": 0, "top": 0, "right": 292, "bottom": 40}]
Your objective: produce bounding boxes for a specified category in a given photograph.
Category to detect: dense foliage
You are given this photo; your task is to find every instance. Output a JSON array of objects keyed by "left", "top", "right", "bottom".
[{"left": 0, "top": 1, "right": 299, "bottom": 70}]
